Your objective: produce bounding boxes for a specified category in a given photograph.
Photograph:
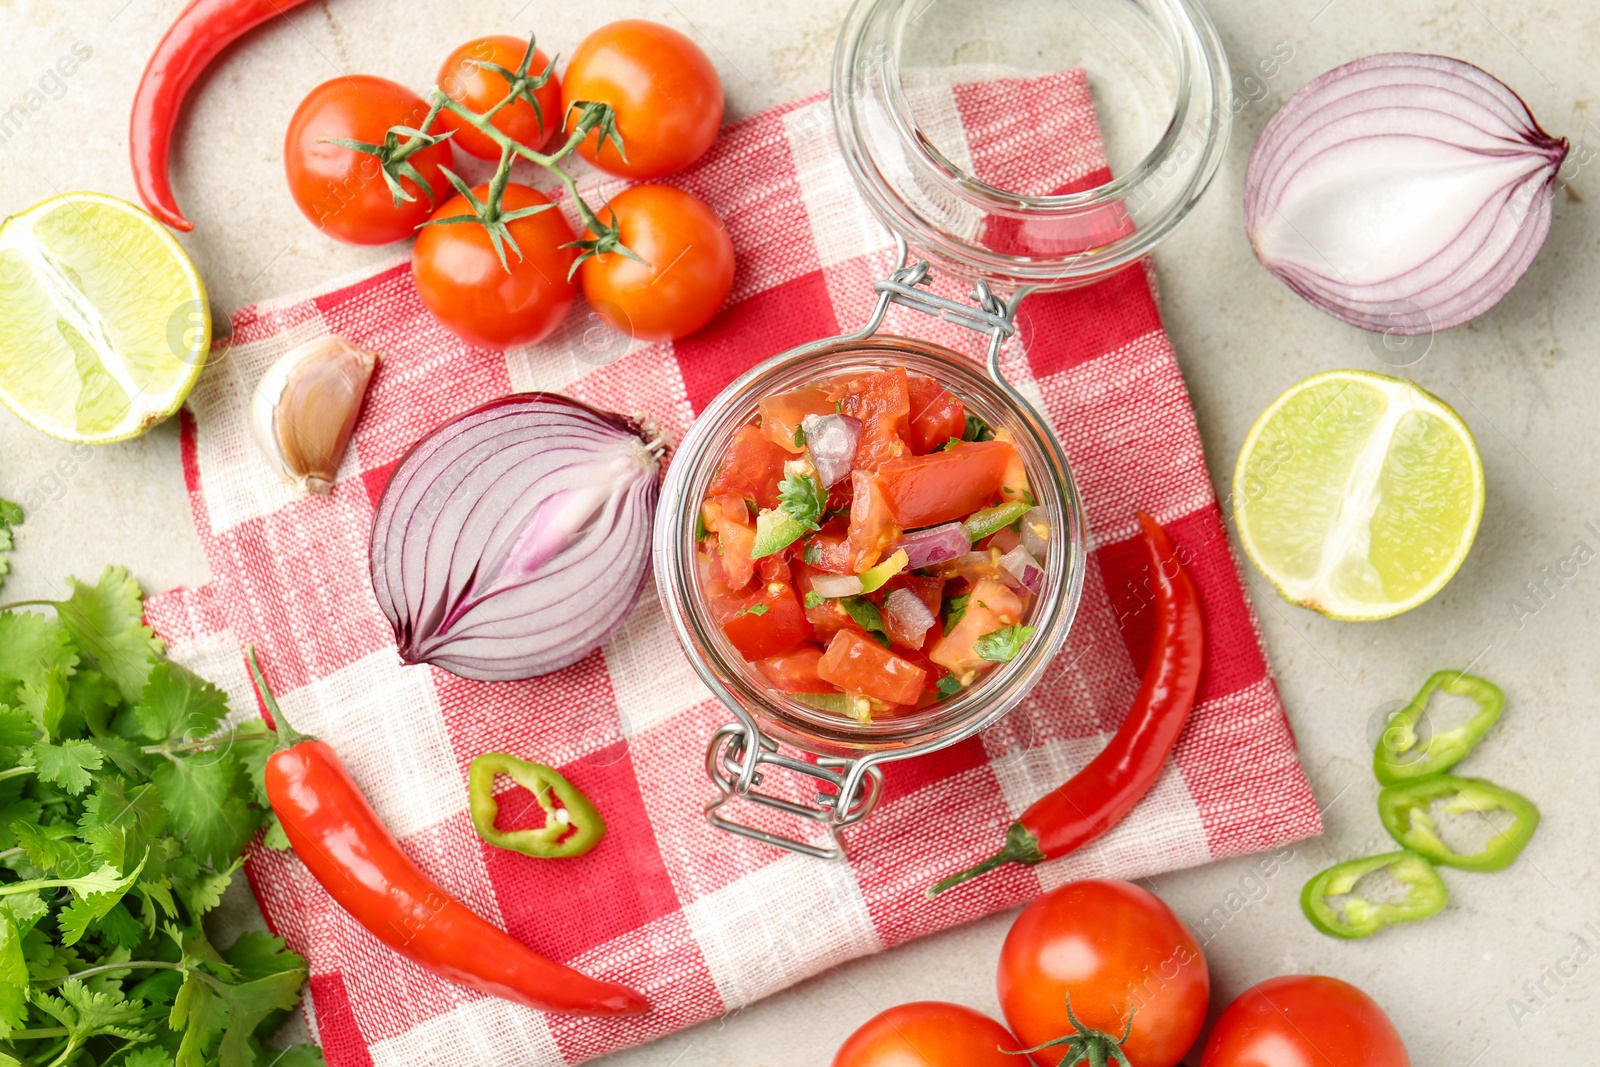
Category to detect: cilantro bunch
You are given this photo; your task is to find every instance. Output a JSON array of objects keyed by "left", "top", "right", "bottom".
[{"left": 0, "top": 515, "right": 319, "bottom": 1067}]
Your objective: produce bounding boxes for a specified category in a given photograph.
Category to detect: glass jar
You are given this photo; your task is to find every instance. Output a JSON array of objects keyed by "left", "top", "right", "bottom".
[{"left": 651, "top": 0, "right": 1232, "bottom": 858}]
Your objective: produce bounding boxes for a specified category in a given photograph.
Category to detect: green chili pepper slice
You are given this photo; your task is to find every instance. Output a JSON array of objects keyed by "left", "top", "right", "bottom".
[
  {"left": 1301, "top": 850, "right": 1448, "bottom": 939},
  {"left": 1374, "top": 670, "right": 1504, "bottom": 784},
  {"left": 1377, "top": 774, "right": 1540, "bottom": 872},
  {"left": 468, "top": 752, "right": 606, "bottom": 859},
  {"left": 963, "top": 500, "right": 1030, "bottom": 542}
]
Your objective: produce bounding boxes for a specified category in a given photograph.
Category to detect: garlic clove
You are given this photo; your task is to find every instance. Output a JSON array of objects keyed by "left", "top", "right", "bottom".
[{"left": 250, "top": 335, "right": 378, "bottom": 495}]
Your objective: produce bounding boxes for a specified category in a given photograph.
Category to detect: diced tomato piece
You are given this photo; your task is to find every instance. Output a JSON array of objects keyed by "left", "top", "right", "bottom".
[
  {"left": 846, "top": 469, "right": 900, "bottom": 572},
  {"left": 907, "top": 376, "right": 966, "bottom": 454},
  {"left": 817, "top": 630, "right": 928, "bottom": 706},
  {"left": 828, "top": 367, "right": 911, "bottom": 471},
  {"left": 710, "top": 424, "right": 790, "bottom": 509},
  {"left": 929, "top": 577, "right": 1024, "bottom": 680},
  {"left": 758, "top": 384, "right": 835, "bottom": 455},
  {"left": 756, "top": 553, "right": 791, "bottom": 585},
  {"left": 825, "top": 477, "right": 854, "bottom": 512},
  {"left": 712, "top": 493, "right": 755, "bottom": 589},
  {"left": 801, "top": 516, "right": 854, "bottom": 574},
  {"left": 993, "top": 428, "right": 1032, "bottom": 504},
  {"left": 720, "top": 580, "right": 810, "bottom": 660},
  {"left": 793, "top": 563, "right": 862, "bottom": 636},
  {"left": 754, "top": 645, "right": 831, "bottom": 693},
  {"left": 875, "top": 440, "right": 1015, "bottom": 528},
  {"left": 882, "top": 575, "right": 943, "bottom": 648}
]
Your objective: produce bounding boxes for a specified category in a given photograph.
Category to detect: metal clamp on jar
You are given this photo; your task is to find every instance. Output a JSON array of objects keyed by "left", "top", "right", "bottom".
[{"left": 652, "top": 0, "right": 1231, "bottom": 859}]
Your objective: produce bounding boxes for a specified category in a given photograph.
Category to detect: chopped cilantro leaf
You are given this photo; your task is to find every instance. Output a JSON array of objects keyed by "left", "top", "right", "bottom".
[
  {"left": 1023, "top": 489, "right": 1037, "bottom": 507},
  {"left": 735, "top": 603, "right": 770, "bottom": 618},
  {"left": 838, "top": 597, "right": 891, "bottom": 647},
  {"left": 975, "top": 624, "right": 1037, "bottom": 663},
  {"left": 695, "top": 512, "right": 709, "bottom": 541},
  {"left": 963, "top": 414, "right": 994, "bottom": 442},
  {"left": 793, "top": 424, "right": 806, "bottom": 447},
  {"left": 936, "top": 674, "right": 964, "bottom": 699},
  {"left": 943, "top": 593, "right": 971, "bottom": 634},
  {"left": 777, "top": 470, "right": 826, "bottom": 530},
  {"left": 804, "top": 590, "right": 825, "bottom": 609},
  {"left": 941, "top": 437, "right": 962, "bottom": 451},
  {"left": 803, "top": 540, "right": 822, "bottom": 565},
  {"left": 0, "top": 497, "right": 20, "bottom": 594}
]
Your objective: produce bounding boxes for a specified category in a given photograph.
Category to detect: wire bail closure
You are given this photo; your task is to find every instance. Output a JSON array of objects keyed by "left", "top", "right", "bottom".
[{"left": 700, "top": 233, "right": 1036, "bottom": 860}]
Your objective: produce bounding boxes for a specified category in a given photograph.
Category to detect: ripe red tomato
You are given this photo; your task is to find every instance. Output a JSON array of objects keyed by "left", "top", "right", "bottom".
[
  {"left": 999, "top": 880, "right": 1209, "bottom": 1067},
  {"left": 411, "top": 183, "right": 577, "bottom": 350},
  {"left": 284, "top": 75, "right": 454, "bottom": 246},
  {"left": 436, "top": 36, "right": 563, "bottom": 159},
  {"left": 1202, "top": 975, "right": 1410, "bottom": 1067},
  {"left": 562, "top": 20, "right": 724, "bottom": 179},
  {"left": 907, "top": 375, "right": 966, "bottom": 453},
  {"left": 833, "top": 1002, "right": 1024, "bottom": 1067},
  {"left": 578, "top": 185, "right": 735, "bottom": 342}
]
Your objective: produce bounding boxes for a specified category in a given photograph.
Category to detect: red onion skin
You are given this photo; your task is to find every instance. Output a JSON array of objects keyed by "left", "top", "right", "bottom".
[
  {"left": 884, "top": 587, "right": 936, "bottom": 645},
  {"left": 1245, "top": 52, "right": 1568, "bottom": 335},
  {"left": 369, "top": 393, "right": 659, "bottom": 681}
]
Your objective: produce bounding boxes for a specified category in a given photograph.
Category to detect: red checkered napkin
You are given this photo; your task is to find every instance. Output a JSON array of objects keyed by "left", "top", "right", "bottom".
[{"left": 144, "top": 69, "right": 1320, "bottom": 1067}]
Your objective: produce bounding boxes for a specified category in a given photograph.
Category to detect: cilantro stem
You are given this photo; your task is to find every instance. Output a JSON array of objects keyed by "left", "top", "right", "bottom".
[
  {"left": 0, "top": 847, "right": 21, "bottom": 861},
  {"left": 0, "top": 599, "right": 54, "bottom": 612},
  {"left": 6, "top": 1026, "right": 67, "bottom": 1039},
  {"left": 0, "top": 766, "right": 35, "bottom": 782},
  {"left": 139, "top": 731, "right": 274, "bottom": 757},
  {"left": 38, "top": 960, "right": 183, "bottom": 986}
]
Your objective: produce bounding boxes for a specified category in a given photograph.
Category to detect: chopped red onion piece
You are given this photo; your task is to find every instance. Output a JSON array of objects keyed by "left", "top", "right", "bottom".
[
  {"left": 369, "top": 394, "right": 661, "bottom": 681},
  {"left": 1245, "top": 53, "right": 1568, "bottom": 334},
  {"left": 894, "top": 523, "right": 972, "bottom": 569},
  {"left": 1020, "top": 506, "right": 1051, "bottom": 560},
  {"left": 885, "top": 587, "right": 936, "bottom": 645},
  {"left": 1000, "top": 545, "right": 1045, "bottom": 595},
  {"left": 801, "top": 413, "right": 862, "bottom": 487},
  {"left": 810, "top": 572, "right": 864, "bottom": 599}
]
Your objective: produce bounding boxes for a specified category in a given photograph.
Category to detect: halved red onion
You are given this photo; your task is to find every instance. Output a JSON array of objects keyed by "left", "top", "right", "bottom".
[
  {"left": 884, "top": 587, "right": 936, "bottom": 645},
  {"left": 369, "top": 394, "right": 662, "bottom": 681},
  {"left": 801, "top": 413, "right": 862, "bottom": 487},
  {"left": 1000, "top": 545, "right": 1044, "bottom": 595},
  {"left": 894, "top": 522, "right": 972, "bottom": 569},
  {"left": 1019, "top": 506, "right": 1050, "bottom": 560},
  {"left": 1245, "top": 53, "right": 1568, "bottom": 334},
  {"left": 810, "top": 572, "right": 864, "bottom": 599}
]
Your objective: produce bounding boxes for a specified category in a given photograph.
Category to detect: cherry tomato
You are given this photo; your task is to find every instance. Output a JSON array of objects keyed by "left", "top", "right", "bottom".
[
  {"left": 719, "top": 580, "right": 809, "bottom": 660},
  {"left": 436, "top": 36, "right": 562, "bottom": 159},
  {"left": 562, "top": 19, "right": 724, "bottom": 180},
  {"left": 284, "top": 75, "right": 454, "bottom": 246},
  {"left": 907, "top": 375, "right": 966, "bottom": 454},
  {"left": 411, "top": 183, "right": 577, "bottom": 350},
  {"left": 828, "top": 368, "right": 911, "bottom": 471},
  {"left": 1202, "top": 975, "right": 1410, "bottom": 1067},
  {"left": 708, "top": 424, "right": 790, "bottom": 509},
  {"left": 999, "top": 880, "right": 1209, "bottom": 1067},
  {"left": 818, "top": 630, "right": 927, "bottom": 705},
  {"left": 833, "top": 1002, "right": 1024, "bottom": 1067},
  {"left": 578, "top": 184, "right": 735, "bottom": 342},
  {"left": 875, "top": 441, "right": 1015, "bottom": 528}
]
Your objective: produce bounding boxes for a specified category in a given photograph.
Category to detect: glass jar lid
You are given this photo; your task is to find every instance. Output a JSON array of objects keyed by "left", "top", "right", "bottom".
[{"left": 832, "top": 0, "right": 1232, "bottom": 290}]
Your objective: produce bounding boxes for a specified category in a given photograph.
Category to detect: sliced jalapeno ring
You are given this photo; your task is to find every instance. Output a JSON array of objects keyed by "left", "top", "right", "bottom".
[
  {"left": 1301, "top": 850, "right": 1448, "bottom": 939},
  {"left": 468, "top": 752, "right": 606, "bottom": 859},
  {"left": 1374, "top": 670, "right": 1504, "bottom": 784},
  {"left": 1377, "top": 774, "right": 1540, "bottom": 872}
]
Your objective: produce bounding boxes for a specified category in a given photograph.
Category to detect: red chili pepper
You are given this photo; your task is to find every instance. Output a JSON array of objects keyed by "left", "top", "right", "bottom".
[
  {"left": 131, "top": 0, "right": 315, "bottom": 231},
  {"left": 928, "top": 511, "right": 1205, "bottom": 897},
  {"left": 248, "top": 651, "right": 649, "bottom": 1016}
]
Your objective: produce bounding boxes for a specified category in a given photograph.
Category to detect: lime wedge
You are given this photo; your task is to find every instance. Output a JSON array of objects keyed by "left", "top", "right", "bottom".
[
  {"left": 1233, "top": 369, "right": 1484, "bottom": 621},
  {"left": 0, "top": 192, "right": 209, "bottom": 443}
]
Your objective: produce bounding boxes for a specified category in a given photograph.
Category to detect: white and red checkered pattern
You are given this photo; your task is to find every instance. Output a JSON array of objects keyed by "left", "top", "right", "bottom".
[{"left": 143, "top": 70, "right": 1321, "bottom": 1066}]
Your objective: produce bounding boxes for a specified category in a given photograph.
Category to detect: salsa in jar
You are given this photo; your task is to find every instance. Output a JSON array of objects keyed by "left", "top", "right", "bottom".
[{"left": 696, "top": 366, "right": 1053, "bottom": 722}]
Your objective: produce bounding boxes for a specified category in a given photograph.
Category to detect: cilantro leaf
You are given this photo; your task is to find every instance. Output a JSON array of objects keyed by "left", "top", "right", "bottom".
[
  {"left": 804, "top": 590, "right": 825, "bottom": 609},
  {"left": 151, "top": 753, "right": 259, "bottom": 868},
  {"left": 16, "top": 664, "right": 68, "bottom": 741},
  {"left": 936, "top": 674, "right": 963, "bottom": 699},
  {"left": 0, "top": 497, "right": 19, "bottom": 596},
  {"left": 734, "top": 603, "right": 769, "bottom": 618},
  {"left": 32, "top": 978, "right": 149, "bottom": 1049},
  {"left": 24, "top": 739, "right": 103, "bottom": 795},
  {"left": 777, "top": 470, "right": 826, "bottom": 531},
  {"left": 837, "top": 597, "right": 891, "bottom": 648},
  {"left": 793, "top": 423, "right": 806, "bottom": 447},
  {"left": 131, "top": 663, "right": 230, "bottom": 745},
  {"left": 943, "top": 593, "right": 970, "bottom": 634},
  {"left": 0, "top": 613, "right": 76, "bottom": 707},
  {"left": 802, "top": 540, "right": 822, "bottom": 565},
  {"left": 53, "top": 567, "right": 163, "bottom": 703},
  {"left": 0, "top": 903, "right": 29, "bottom": 1035},
  {"left": 963, "top": 414, "right": 994, "bottom": 442},
  {"left": 0, "top": 705, "right": 34, "bottom": 747},
  {"left": 126, "top": 1049, "right": 178, "bottom": 1067},
  {"left": 974, "top": 624, "right": 1036, "bottom": 663}
]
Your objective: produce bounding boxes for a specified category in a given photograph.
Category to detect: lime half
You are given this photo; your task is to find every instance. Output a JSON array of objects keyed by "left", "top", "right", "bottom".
[
  {"left": 1234, "top": 369, "right": 1484, "bottom": 621},
  {"left": 0, "top": 192, "right": 210, "bottom": 443}
]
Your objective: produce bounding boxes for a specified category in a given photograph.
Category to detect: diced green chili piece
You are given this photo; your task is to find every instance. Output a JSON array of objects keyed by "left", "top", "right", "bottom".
[
  {"left": 1377, "top": 774, "right": 1540, "bottom": 872},
  {"left": 793, "top": 692, "right": 869, "bottom": 720},
  {"left": 468, "top": 752, "right": 606, "bottom": 858},
  {"left": 750, "top": 507, "right": 808, "bottom": 559},
  {"left": 964, "top": 500, "right": 1030, "bottom": 542},
  {"left": 1301, "top": 850, "right": 1448, "bottom": 939},
  {"left": 1374, "top": 670, "right": 1504, "bottom": 784},
  {"left": 858, "top": 549, "right": 908, "bottom": 594}
]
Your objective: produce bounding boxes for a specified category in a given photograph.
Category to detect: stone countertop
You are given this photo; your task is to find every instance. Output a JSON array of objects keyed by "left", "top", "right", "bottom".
[{"left": 3, "top": 0, "right": 1598, "bottom": 1062}]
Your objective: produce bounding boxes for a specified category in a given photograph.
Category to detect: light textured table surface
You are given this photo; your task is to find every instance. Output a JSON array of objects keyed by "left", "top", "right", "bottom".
[{"left": 4, "top": 0, "right": 1598, "bottom": 1062}]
